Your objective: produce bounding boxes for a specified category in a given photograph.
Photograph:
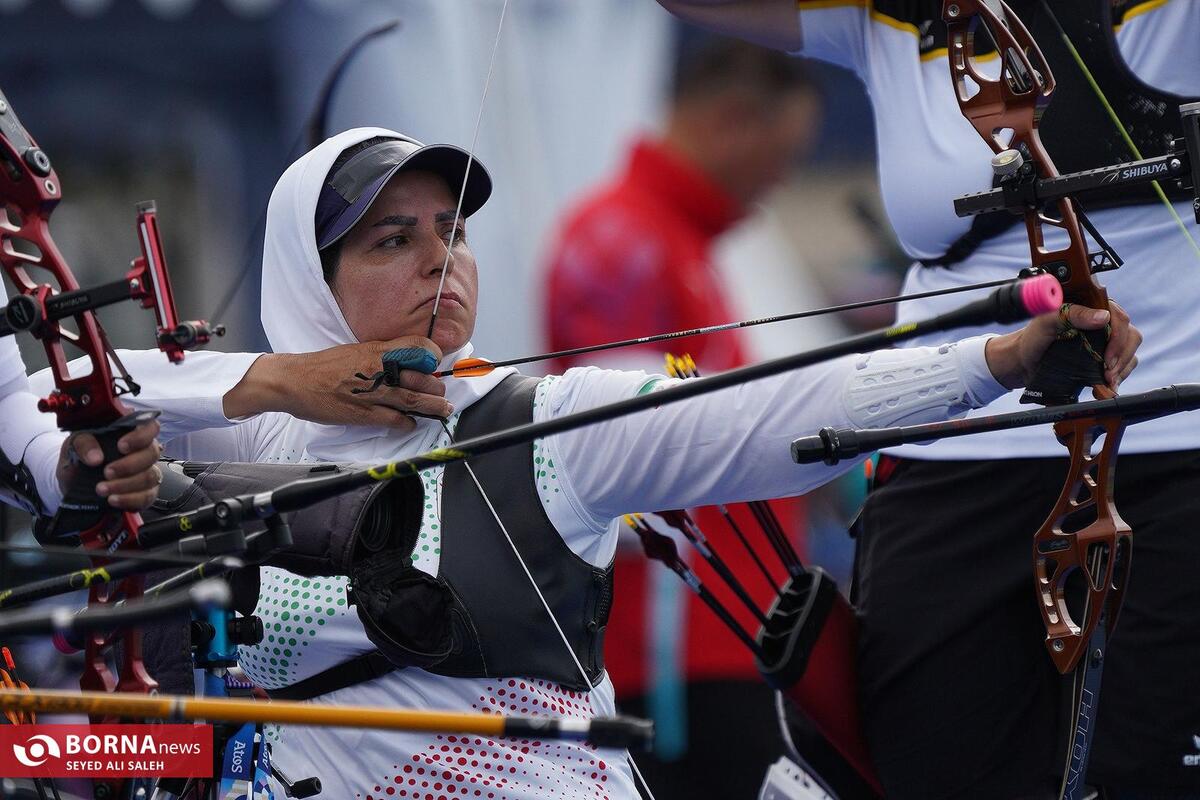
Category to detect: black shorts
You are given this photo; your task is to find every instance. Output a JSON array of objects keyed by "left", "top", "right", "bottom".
[{"left": 856, "top": 450, "right": 1200, "bottom": 800}]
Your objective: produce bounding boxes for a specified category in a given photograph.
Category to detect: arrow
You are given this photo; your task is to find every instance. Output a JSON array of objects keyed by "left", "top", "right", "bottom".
[{"left": 437, "top": 275, "right": 1033, "bottom": 377}]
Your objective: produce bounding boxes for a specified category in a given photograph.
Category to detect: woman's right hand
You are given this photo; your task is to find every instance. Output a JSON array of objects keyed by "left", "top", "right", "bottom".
[{"left": 223, "top": 336, "right": 452, "bottom": 430}]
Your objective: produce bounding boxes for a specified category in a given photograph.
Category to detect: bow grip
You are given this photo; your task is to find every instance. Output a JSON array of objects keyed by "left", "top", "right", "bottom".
[
  {"left": 43, "top": 409, "right": 161, "bottom": 540},
  {"left": 1020, "top": 327, "right": 1109, "bottom": 406}
]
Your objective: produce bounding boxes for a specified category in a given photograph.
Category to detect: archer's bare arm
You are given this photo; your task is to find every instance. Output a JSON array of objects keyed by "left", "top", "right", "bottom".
[{"left": 655, "top": 0, "right": 802, "bottom": 51}]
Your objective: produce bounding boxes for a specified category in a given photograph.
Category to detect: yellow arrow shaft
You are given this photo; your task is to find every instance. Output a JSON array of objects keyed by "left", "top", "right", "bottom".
[{"left": 0, "top": 689, "right": 509, "bottom": 736}]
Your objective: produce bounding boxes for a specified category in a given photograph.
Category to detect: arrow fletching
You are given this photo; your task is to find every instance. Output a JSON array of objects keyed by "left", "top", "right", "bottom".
[{"left": 436, "top": 357, "right": 496, "bottom": 378}]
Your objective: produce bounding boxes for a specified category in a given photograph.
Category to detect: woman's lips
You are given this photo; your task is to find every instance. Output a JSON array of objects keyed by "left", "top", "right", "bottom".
[{"left": 420, "top": 292, "right": 463, "bottom": 310}]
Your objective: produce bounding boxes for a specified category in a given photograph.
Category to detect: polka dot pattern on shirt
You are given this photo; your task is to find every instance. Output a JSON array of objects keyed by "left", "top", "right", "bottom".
[
  {"left": 238, "top": 574, "right": 347, "bottom": 687},
  {"left": 532, "top": 378, "right": 563, "bottom": 504},
  {"left": 357, "top": 680, "right": 611, "bottom": 800}
]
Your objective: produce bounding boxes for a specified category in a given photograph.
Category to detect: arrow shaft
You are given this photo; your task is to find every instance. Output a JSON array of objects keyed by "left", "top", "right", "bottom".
[
  {"left": 438, "top": 277, "right": 1019, "bottom": 376},
  {"left": 0, "top": 689, "right": 648, "bottom": 747}
]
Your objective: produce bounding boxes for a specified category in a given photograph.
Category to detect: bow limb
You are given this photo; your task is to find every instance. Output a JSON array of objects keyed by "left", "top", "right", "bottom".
[{"left": 208, "top": 20, "right": 405, "bottom": 324}]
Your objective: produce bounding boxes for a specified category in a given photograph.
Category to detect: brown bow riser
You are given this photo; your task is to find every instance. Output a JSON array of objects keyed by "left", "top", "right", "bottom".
[
  {"left": 944, "top": 0, "right": 1123, "bottom": 677},
  {"left": 1034, "top": 415, "right": 1132, "bottom": 674}
]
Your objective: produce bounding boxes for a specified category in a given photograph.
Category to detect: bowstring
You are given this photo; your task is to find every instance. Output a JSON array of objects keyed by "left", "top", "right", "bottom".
[
  {"left": 431, "top": 5, "right": 657, "bottom": 797},
  {"left": 425, "top": 0, "right": 511, "bottom": 340}
]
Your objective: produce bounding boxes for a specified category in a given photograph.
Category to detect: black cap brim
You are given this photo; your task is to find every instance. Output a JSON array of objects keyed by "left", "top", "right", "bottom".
[{"left": 317, "top": 141, "right": 492, "bottom": 251}]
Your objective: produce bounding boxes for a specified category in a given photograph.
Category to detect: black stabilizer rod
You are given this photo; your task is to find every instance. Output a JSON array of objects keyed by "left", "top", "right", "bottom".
[
  {"left": 0, "top": 579, "right": 231, "bottom": 639},
  {"left": 792, "top": 384, "right": 1200, "bottom": 466}
]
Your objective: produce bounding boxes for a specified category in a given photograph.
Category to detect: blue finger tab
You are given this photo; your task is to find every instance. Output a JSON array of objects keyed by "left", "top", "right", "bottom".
[{"left": 382, "top": 346, "right": 438, "bottom": 375}]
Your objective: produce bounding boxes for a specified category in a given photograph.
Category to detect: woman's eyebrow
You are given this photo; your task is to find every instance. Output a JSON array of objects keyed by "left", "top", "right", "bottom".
[
  {"left": 370, "top": 211, "right": 462, "bottom": 228},
  {"left": 371, "top": 214, "right": 418, "bottom": 228}
]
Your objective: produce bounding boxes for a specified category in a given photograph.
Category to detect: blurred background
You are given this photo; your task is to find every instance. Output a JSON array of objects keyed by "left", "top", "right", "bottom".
[{"left": 0, "top": 0, "right": 910, "bottom": 793}]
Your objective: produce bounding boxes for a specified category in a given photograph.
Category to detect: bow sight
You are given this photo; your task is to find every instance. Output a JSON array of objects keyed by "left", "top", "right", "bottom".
[{"left": 955, "top": 100, "right": 1200, "bottom": 229}]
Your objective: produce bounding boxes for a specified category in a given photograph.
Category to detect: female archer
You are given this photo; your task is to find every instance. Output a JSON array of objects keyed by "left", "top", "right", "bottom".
[{"left": 61, "top": 127, "right": 1136, "bottom": 798}]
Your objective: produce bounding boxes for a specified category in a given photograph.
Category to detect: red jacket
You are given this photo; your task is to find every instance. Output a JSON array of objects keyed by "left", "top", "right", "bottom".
[{"left": 543, "top": 138, "right": 806, "bottom": 695}]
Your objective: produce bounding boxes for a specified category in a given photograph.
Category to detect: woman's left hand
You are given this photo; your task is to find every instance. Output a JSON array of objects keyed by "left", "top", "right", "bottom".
[
  {"left": 985, "top": 300, "right": 1140, "bottom": 392},
  {"left": 57, "top": 418, "right": 164, "bottom": 509}
]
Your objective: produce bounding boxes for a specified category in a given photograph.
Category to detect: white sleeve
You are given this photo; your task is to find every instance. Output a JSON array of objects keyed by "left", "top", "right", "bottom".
[
  {"left": 0, "top": 374, "right": 67, "bottom": 514},
  {"left": 541, "top": 335, "right": 1003, "bottom": 531},
  {"left": 28, "top": 349, "right": 263, "bottom": 441},
  {"left": 792, "top": 2, "right": 871, "bottom": 74},
  {"left": 0, "top": 331, "right": 25, "bottom": 390}
]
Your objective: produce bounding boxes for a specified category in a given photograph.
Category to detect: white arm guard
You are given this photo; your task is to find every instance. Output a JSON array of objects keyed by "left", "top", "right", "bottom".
[{"left": 843, "top": 336, "right": 1004, "bottom": 429}]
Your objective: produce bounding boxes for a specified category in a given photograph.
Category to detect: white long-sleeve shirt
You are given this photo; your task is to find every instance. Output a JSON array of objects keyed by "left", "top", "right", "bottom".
[
  {"left": 0, "top": 284, "right": 65, "bottom": 515},
  {"left": 40, "top": 334, "right": 1004, "bottom": 799}
]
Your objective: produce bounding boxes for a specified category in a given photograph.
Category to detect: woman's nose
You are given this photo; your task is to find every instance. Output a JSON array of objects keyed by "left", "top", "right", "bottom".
[{"left": 423, "top": 232, "right": 455, "bottom": 276}]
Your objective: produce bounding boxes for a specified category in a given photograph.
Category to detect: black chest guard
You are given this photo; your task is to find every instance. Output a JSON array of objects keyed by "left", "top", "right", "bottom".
[
  {"left": 276, "top": 374, "right": 613, "bottom": 699},
  {"left": 140, "top": 375, "right": 613, "bottom": 698}
]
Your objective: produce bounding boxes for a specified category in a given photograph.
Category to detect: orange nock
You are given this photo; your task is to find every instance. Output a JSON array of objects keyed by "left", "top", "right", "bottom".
[
  {"left": 1, "top": 648, "right": 12, "bottom": 671},
  {"left": 435, "top": 357, "right": 495, "bottom": 378}
]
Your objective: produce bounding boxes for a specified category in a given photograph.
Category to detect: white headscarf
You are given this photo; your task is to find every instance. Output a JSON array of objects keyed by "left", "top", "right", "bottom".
[{"left": 258, "top": 127, "right": 513, "bottom": 462}]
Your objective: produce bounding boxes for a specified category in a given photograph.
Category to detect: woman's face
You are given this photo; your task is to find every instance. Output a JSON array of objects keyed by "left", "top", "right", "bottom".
[{"left": 330, "top": 169, "right": 478, "bottom": 352}]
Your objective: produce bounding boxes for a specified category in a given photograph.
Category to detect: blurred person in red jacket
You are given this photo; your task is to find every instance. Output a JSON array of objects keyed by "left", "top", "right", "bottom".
[{"left": 543, "top": 37, "right": 821, "bottom": 798}]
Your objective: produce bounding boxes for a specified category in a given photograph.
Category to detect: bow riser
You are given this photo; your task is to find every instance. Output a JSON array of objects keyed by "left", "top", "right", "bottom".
[
  {"left": 947, "top": 0, "right": 1110, "bottom": 404},
  {"left": 944, "top": 1, "right": 1124, "bottom": 675},
  {"left": 0, "top": 87, "right": 187, "bottom": 748},
  {"left": 0, "top": 160, "right": 132, "bottom": 429},
  {"left": 1034, "top": 416, "right": 1132, "bottom": 673},
  {"left": 947, "top": 0, "right": 1054, "bottom": 143}
]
